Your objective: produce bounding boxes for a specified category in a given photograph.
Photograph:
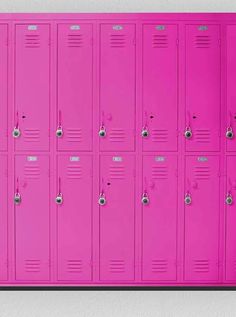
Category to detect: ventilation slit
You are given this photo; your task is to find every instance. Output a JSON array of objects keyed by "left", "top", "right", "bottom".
[
  {"left": 25, "top": 259, "right": 40, "bottom": 272},
  {"left": 151, "top": 129, "right": 168, "bottom": 143},
  {"left": 152, "top": 34, "right": 168, "bottom": 48},
  {"left": 25, "top": 34, "right": 40, "bottom": 48},
  {"left": 195, "top": 129, "right": 211, "bottom": 143},
  {"left": 24, "top": 165, "right": 40, "bottom": 179},
  {"left": 152, "top": 260, "right": 168, "bottom": 273},
  {"left": 195, "top": 35, "right": 211, "bottom": 48},
  {"left": 109, "top": 165, "right": 125, "bottom": 179},
  {"left": 194, "top": 166, "right": 210, "bottom": 180},
  {"left": 67, "top": 165, "right": 82, "bottom": 179},
  {"left": 109, "top": 260, "right": 125, "bottom": 273},
  {"left": 110, "top": 34, "right": 126, "bottom": 48},
  {"left": 109, "top": 129, "right": 126, "bottom": 143},
  {"left": 67, "top": 34, "right": 83, "bottom": 48},
  {"left": 67, "top": 260, "right": 82, "bottom": 273},
  {"left": 151, "top": 165, "right": 168, "bottom": 180},
  {"left": 194, "top": 260, "right": 209, "bottom": 273}
]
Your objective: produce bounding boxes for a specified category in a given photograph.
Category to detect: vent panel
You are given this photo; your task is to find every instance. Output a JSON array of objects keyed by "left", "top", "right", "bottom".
[
  {"left": 151, "top": 129, "right": 168, "bottom": 143},
  {"left": 67, "top": 34, "right": 83, "bottom": 48},
  {"left": 25, "top": 34, "right": 40, "bottom": 48},
  {"left": 195, "top": 129, "right": 211, "bottom": 143},
  {"left": 152, "top": 34, "right": 168, "bottom": 48},
  {"left": 110, "top": 34, "right": 126, "bottom": 48},
  {"left": 195, "top": 35, "right": 211, "bottom": 48},
  {"left": 67, "top": 260, "right": 82, "bottom": 273},
  {"left": 66, "top": 128, "right": 82, "bottom": 143},
  {"left": 109, "top": 165, "right": 125, "bottom": 179},
  {"left": 24, "top": 129, "right": 40, "bottom": 143},
  {"left": 24, "top": 165, "right": 40, "bottom": 179},
  {"left": 151, "top": 260, "right": 168, "bottom": 273},
  {"left": 151, "top": 165, "right": 168, "bottom": 179},
  {"left": 25, "top": 259, "right": 40, "bottom": 272},
  {"left": 194, "top": 166, "right": 210, "bottom": 180},
  {"left": 109, "top": 129, "right": 126, "bottom": 143},
  {"left": 109, "top": 260, "right": 125, "bottom": 273},
  {"left": 193, "top": 260, "right": 209, "bottom": 273},
  {"left": 67, "top": 165, "right": 82, "bottom": 179}
]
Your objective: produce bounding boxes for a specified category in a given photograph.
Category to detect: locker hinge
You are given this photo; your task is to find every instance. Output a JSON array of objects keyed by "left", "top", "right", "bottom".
[
  {"left": 176, "top": 38, "right": 179, "bottom": 46},
  {"left": 5, "top": 38, "right": 8, "bottom": 46},
  {"left": 218, "top": 39, "right": 221, "bottom": 46},
  {"left": 90, "top": 37, "right": 93, "bottom": 45},
  {"left": 133, "top": 38, "right": 136, "bottom": 46}
]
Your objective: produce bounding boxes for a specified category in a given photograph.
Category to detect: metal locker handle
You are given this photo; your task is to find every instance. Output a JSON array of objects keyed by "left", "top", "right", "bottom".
[
  {"left": 184, "top": 128, "right": 192, "bottom": 139},
  {"left": 14, "top": 192, "right": 21, "bottom": 205},
  {"left": 226, "top": 194, "right": 233, "bottom": 205},
  {"left": 184, "top": 193, "right": 192, "bottom": 205},
  {"left": 141, "top": 193, "right": 149, "bottom": 205},
  {"left": 99, "top": 126, "right": 106, "bottom": 138},
  {"left": 98, "top": 194, "right": 106, "bottom": 206},
  {"left": 141, "top": 128, "right": 149, "bottom": 138},
  {"left": 226, "top": 127, "right": 234, "bottom": 140},
  {"left": 12, "top": 127, "right": 21, "bottom": 138},
  {"left": 55, "top": 193, "right": 63, "bottom": 205},
  {"left": 56, "top": 126, "right": 63, "bottom": 138}
]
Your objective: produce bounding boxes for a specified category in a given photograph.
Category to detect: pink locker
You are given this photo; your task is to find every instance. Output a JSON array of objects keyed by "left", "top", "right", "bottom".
[
  {"left": 0, "top": 155, "right": 8, "bottom": 280},
  {"left": 14, "top": 24, "right": 50, "bottom": 151},
  {"left": 226, "top": 25, "right": 236, "bottom": 150},
  {"left": 142, "top": 24, "right": 178, "bottom": 151},
  {"left": 57, "top": 24, "right": 93, "bottom": 151},
  {"left": 99, "top": 24, "right": 135, "bottom": 151},
  {"left": 142, "top": 155, "right": 178, "bottom": 281},
  {"left": 0, "top": 25, "right": 7, "bottom": 151},
  {"left": 15, "top": 155, "right": 50, "bottom": 281},
  {"left": 225, "top": 156, "right": 236, "bottom": 281},
  {"left": 99, "top": 154, "right": 135, "bottom": 281},
  {"left": 184, "top": 155, "right": 220, "bottom": 281},
  {"left": 185, "top": 25, "right": 220, "bottom": 151},
  {"left": 57, "top": 154, "right": 92, "bottom": 281}
]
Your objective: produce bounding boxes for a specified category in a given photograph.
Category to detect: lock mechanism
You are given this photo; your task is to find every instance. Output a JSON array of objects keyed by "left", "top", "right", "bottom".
[
  {"left": 141, "top": 128, "right": 149, "bottom": 138},
  {"left": 56, "top": 126, "right": 63, "bottom": 138},
  {"left": 185, "top": 128, "right": 192, "bottom": 139},
  {"left": 226, "top": 194, "right": 233, "bottom": 205},
  {"left": 185, "top": 193, "right": 192, "bottom": 205},
  {"left": 14, "top": 192, "right": 21, "bottom": 205},
  {"left": 98, "top": 194, "right": 106, "bottom": 206},
  {"left": 12, "top": 127, "right": 21, "bottom": 138},
  {"left": 99, "top": 126, "right": 106, "bottom": 138},
  {"left": 55, "top": 193, "right": 63, "bottom": 205},
  {"left": 226, "top": 127, "right": 234, "bottom": 140},
  {"left": 141, "top": 193, "right": 149, "bottom": 205}
]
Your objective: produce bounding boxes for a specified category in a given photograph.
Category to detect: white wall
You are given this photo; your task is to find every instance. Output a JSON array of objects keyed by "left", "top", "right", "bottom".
[{"left": 1, "top": 1, "right": 236, "bottom": 316}]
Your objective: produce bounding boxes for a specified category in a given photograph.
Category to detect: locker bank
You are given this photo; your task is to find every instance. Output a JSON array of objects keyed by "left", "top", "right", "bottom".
[{"left": 0, "top": 13, "right": 235, "bottom": 287}]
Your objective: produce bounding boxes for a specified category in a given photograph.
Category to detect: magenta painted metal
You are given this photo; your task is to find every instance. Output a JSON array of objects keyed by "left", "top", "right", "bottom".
[{"left": 0, "top": 13, "right": 235, "bottom": 287}]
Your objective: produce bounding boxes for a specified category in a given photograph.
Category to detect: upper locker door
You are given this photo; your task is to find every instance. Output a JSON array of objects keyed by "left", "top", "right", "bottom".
[
  {"left": 57, "top": 24, "right": 93, "bottom": 151},
  {"left": 15, "top": 155, "right": 50, "bottom": 281},
  {"left": 99, "top": 155, "right": 135, "bottom": 281},
  {"left": 142, "top": 155, "right": 178, "bottom": 281},
  {"left": 142, "top": 24, "right": 178, "bottom": 151},
  {"left": 0, "top": 25, "right": 7, "bottom": 151},
  {"left": 14, "top": 24, "right": 50, "bottom": 151},
  {"left": 226, "top": 26, "right": 236, "bottom": 150},
  {"left": 185, "top": 25, "right": 220, "bottom": 151},
  {"left": 99, "top": 24, "right": 135, "bottom": 151},
  {"left": 0, "top": 155, "right": 8, "bottom": 280},
  {"left": 57, "top": 154, "right": 92, "bottom": 281},
  {"left": 225, "top": 156, "right": 236, "bottom": 281},
  {"left": 184, "top": 155, "right": 220, "bottom": 281}
]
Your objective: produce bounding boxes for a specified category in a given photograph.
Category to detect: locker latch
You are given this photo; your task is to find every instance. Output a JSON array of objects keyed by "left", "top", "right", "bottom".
[
  {"left": 55, "top": 193, "right": 63, "bottom": 205},
  {"left": 226, "top": 127, "right": 234, "bottom": 140},
  {"left": 184, "top": 193, "right": 192, "bottom": 205},
  {"left": 12, "top": 127, "right": 21, "bottom": 138},
  {"left": 98, "top": 193, "right": 106, "bottom": 206},
  {"left": 14, "top": 192, "right": 21, "bottom": 205},
  {"left": 99, "top": 126, "right": 106, "bottom": 138},
  {"left": 226, "top": 193, "right": 233, "bottom": 205},
  {"left": 56, "top": 126, "right": 63, "bottom": 138},
  {"left": 141, "top": 127, "right": 149, "bottom": 138},
  {"left": 141, "top": 192, "right": 150, "bottom": 205},
  {"left": 184, "top": 127, "right": 192, "bottom": 139}
]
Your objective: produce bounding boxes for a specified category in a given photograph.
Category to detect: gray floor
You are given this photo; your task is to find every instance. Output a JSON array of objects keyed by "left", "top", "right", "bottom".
[{"left": 0, "top": 290, "right": 234, "bottom": 317}]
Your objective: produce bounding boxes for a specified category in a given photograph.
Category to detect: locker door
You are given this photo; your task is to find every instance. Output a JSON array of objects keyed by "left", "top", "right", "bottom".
[
  {"left": 57, "top": 154, "right": 92, "bottom": 281},
  {"left": 142, "top": 24, "right": 178, "bottom": 151},
  {"left": 226, "top": 26, "right": 236, "bottom": 151},
  {"left": 184, "top": 155, "right": 220, "bottom": 281},
  {"left": 99, "top": 155, "right": 135, "bottom": 280},
  {"left": 0, "top": 25, "right": 7, "bottom": 151},
  {"left": 14, "top": 24, "right": 50, "bottom": 151},
  {"left": 185, "top": 25, "right": 220, "bottom": 151},
  {"left": 142, "top": 155, "right": 178, "bottom": 281},
  {"left": 57, "top": 24, "right": 93, "bottom": 151},
  {"left": 225, "top": 156, "right": 236, "bottom": 281},
  {"left": 0, "top": 155, "right": 8, "bottom": 280},
  {"left": 15, "top": 155, "right": 50, "bottom": 281},
  {"left": 99, "top": 24, "right": 135, "bottom": 151}
]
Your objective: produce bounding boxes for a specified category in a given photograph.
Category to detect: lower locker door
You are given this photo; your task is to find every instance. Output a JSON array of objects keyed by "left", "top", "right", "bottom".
[
  {"left": 225, "top": 156, "right": 236, "bottom": 281},
  {"left": 15, "top": 155, "right": 50, "bottom": 281},
  {"left": 0, "top": 155, "right": 8, "bottom": 280},
  {"left": 184, "top": 155, "right": 220, "bottom": 281},
  {"left": 142, "top": 155, "right": 178, "bottom": 281},
  {"left": 99, "top": 155, "right": 135, "bottom": 281},
  {"left": 57, "top": 154, "right": 92, "bottom": 281}
]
